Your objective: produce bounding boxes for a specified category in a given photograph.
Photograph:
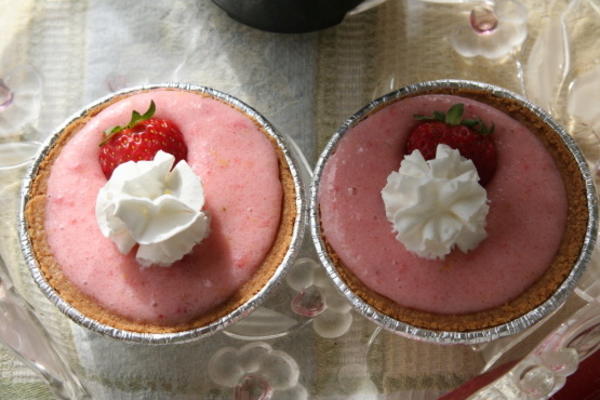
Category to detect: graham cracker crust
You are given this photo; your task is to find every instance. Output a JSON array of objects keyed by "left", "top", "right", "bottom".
[
  {"left": 320, "top": 87, "right": 589, "bottom": 332},
  {"left": 25, "top": 88, "right": 297, "bottom": 334}
]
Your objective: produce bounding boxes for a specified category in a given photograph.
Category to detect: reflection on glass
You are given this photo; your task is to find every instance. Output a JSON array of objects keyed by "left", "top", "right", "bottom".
[
  {"left": 449, "top": 0, "right": 528, "bottom": 60},
  {"left": 0, "top": 64, "right": 42, "bottom": 137},
  {"left": 0, "top": 255, "right": 90, "bottom": 399}
]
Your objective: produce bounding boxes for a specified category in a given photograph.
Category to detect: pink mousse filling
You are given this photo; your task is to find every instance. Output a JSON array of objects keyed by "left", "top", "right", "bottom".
[
  {"left": 319, "top": 94, "right": 567, "bottom": 314},
  {"left": 45, "top": 90, "right": 283, "bottom": 325}
]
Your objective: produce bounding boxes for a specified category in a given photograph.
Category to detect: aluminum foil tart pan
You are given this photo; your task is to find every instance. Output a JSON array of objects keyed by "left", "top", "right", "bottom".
[
  {"left": 19, "top": 83, "right": 306, "bottom": 344},
  {"left": 310, "top": 79, "right": 597, "bottom": 345}
]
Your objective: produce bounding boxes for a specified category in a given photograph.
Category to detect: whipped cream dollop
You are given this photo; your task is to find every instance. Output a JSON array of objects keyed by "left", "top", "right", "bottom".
[
  {"left": 381, "top": 144, "right": 489, "bottom": 260},
  {"left": 96, "top": 150, "right": 210, "bottom": 267}
]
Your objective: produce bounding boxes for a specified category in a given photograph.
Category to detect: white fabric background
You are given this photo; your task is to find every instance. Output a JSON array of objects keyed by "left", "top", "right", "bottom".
[{"left": 1, "top": 0, "right": 599, "bottom": 398}]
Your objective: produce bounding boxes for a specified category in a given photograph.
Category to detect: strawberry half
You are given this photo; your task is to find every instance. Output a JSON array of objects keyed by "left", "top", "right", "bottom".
[
  {"left": 98, "top": 101, "right": 188, "bottom": 179},
  {"left": 405, "top": 103, "right": 497, "bottom": 185}
]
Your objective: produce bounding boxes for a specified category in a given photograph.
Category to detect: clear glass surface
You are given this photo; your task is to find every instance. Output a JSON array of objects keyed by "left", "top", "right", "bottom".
[
  {"left": 0, "top": 0, "right": 599, "bottom": 399},
  {"left": 0, "top": 64, "right": 42, "bottom": 136}
]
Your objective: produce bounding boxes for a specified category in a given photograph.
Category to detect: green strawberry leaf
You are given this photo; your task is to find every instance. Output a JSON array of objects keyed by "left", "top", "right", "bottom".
[
  {"left": 99, "top": 100, "right": 156, "bottom": 146},
  {"left": 433, "top": 111, "right": 445, "bottom": 121},
  {"left": 478, "top": 122, "right": 495, "bottom": 135},
  {"left": 414, "top": 111, "right": 452, "bottom": 123},
  {"left": 445, "top": 103, "right": 464, "bottom": 125},
  {"left": 461, "top": 119, "right": 479, "bottom": 127},
  {"left": 469, "top": 118, "right": 495, "bottom": 135},
  {"left": 104, "top": 125, "right": 123, "bottom": 135},
  {"left": 412, "top": 103, "right": 495, "bottom": 136},
  {"left": 130, "top": 100, "right": 155, "bottom": 127},
  {"left": 131, "top": 110, "right": 142, "bottom": 123}
]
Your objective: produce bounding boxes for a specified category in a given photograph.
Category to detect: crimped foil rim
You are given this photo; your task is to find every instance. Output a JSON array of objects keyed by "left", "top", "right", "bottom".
[
  {"left": 18, "top": 83, "right": 307, "bottom": 344},
  {"left": 310, "top": 79, "right": 598, "bottom": 345}
]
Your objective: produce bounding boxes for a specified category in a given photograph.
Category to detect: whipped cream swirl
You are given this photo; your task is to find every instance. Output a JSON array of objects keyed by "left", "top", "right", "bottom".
[
  {"left": 381, "top": 144, "right": 489, "bottom": 260},
  {"left": 96, "top": 150, "right": 210, "bottom": 267}
]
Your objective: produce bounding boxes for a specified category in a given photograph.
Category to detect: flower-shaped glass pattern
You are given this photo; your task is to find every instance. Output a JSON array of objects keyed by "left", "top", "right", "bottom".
[
  {"left": 208, "top": 342, "right": 307, "bottom": 400},
  {"left": 286, "top": 257, "right": 353, "bottom": 338}
]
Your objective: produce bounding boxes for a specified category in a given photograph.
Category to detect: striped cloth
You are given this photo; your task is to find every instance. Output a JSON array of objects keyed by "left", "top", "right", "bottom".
[{"left": 1, "top": 0, "right": 598, "bottom": 398}]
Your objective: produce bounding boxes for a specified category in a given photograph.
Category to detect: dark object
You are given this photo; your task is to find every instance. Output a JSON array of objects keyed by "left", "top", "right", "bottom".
[{"left": 212, "top": 0, "right": 364, "bottom": 33}]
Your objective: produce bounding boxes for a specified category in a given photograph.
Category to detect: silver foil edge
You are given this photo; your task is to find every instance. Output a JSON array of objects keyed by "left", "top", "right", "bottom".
[
  {"left": 310, "top": 79, "right": 598, "bottom": 345},
  {"left": 18, "top": 83, "right": 307, "bottom": 344}
]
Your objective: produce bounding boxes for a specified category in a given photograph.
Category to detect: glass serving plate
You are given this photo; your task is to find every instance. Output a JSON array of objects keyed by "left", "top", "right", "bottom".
[{"left": 1, "top": 0, "right": 599, "bottom": 399}]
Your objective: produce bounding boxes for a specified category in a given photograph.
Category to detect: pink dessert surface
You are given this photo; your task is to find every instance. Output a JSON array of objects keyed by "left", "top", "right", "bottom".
[
  {"left": 319, "top": 94, "right": 567, "bottom": 314},
  {"left": 45, "top": 90, "right": 283, "bottom": 325}
]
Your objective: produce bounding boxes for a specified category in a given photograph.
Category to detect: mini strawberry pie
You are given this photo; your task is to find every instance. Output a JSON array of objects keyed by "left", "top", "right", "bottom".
[
  {"left": 313, "top": 82, "right": 593, "bottom": 340},
  {"left": 23, "top": 87, "right": 303, "bottom": 337}
]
